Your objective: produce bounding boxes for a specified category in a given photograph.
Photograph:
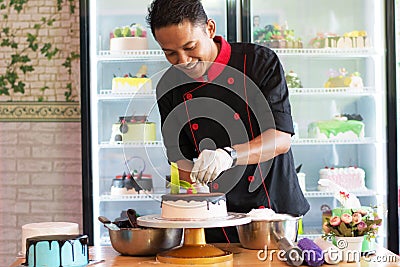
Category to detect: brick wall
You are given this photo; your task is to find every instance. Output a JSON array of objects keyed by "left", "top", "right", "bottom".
[
  {"left": 0, "top": 0, "right": 80, "bottom": 101},
  {"left": 0, "top": 0, "right": 82, "bottom": 266},
  {"left": 0, "top": 122, "right": 83, "bottom": 266}
]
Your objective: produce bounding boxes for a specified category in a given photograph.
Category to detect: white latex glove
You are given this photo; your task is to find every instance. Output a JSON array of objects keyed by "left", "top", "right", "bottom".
[{"left": 190, "top": 149, "right": 233, "bottom": 184}]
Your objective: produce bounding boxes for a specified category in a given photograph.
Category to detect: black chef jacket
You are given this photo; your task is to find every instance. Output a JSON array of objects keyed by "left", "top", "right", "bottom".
[{"left": 156, "top": 36, "right": 310, "bottom": 242}]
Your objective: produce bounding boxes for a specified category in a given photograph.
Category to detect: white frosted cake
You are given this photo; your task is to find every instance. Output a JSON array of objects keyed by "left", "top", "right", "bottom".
[
  {"left": 111, "top": 77, "right": 152, "bottom": 94},
  {"left": 25, "top": 234, "right": 88, "bottom": 267},
  {"left": 161, "top": 193, "right": 228, "bottom": 219},
  {"left": 21, "top": 222, "right": 79, "bottom": 256},
  {"left": 318, "top": 166, "right": 367, "bottom": 192},
  {"left": 110, "top": 37, "right": 148, "bottom": 51},
  {"left": 109, "top": 23, "right": 148, "bottom": 51}
]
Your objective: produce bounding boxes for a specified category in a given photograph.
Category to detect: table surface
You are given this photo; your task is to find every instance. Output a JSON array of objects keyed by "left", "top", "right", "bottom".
[{"left": 11, "top": 243, "right": 400, "bottom": 267}]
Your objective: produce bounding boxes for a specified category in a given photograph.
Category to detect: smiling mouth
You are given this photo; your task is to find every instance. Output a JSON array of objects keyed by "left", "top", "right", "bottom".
[{"left": 181, "top": 61, "right": 198, "bottom": 70}]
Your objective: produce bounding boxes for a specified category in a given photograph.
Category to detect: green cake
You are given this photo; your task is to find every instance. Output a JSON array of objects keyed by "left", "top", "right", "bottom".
[{"left": 308, "top": 119, "right": 364, "bottom": 139}]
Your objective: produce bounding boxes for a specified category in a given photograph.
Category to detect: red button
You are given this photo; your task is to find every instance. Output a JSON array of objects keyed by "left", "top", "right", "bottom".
[
  {"left": 191, "top": 123, "right": 199, "bottom": 131},
  {"left": 227, "top": 77, "right": 234, "bottom": 84},
  {"left": 212, "top": 183, "right": 219, "bottom": 190},
  {"left": 233, "top": 113, "right": 240, "bottom": 120},
  {"left": 186, "top": 93, "right": 192, "bottom": 100},
  {"left": 248, "top": 176, "right": 255, "bottom": 182},
  {"left": 258, "top": 206, "right": 265, "bottom": 209}
]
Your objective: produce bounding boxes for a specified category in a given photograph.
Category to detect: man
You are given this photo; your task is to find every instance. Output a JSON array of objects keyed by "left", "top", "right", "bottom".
[{"left": 146, "top": 0, "right": 309, "bottom": 242}]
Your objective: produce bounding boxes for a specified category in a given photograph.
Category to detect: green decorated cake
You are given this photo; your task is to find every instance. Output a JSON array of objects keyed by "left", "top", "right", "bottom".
[{"left": 308, "top": 115, "right": 364, "bottom": 139}]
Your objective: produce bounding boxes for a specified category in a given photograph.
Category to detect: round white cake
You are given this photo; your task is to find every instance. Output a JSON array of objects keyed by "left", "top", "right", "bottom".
[
  {"left": 21, "top": 222, "right": 79, "bottom": 255},
  {"left": 161, "top": 193, "right": 228, "bottom": 220},
  {"left": 318, "top": 166, "right": 367, "bottom": 192},
  {"left": 110, "top": 37, "right": 148, "bottom": 51}
]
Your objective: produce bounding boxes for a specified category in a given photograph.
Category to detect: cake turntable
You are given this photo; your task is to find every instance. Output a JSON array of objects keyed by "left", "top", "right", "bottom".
[{"left": 137, "top": 212, "right": 250, "bottom": 266}]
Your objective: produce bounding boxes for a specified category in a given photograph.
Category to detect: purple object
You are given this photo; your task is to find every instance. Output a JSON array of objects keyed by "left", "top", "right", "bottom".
[{"left": 297, "top": 238, "right": 325, "bottom": 267}]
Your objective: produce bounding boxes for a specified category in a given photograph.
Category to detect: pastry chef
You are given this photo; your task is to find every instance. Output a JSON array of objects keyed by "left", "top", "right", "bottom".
[{"left": 146, "top": 0, "right": 310, "bottom": 242}]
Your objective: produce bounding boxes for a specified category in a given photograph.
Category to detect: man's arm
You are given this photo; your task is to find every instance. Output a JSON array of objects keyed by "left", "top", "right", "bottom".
[
  {"left": 233, "top": 128, "right": 291, "bottom": 166},
  {"left": 186, "top": 128, "right": 291, "bottom": 184}
]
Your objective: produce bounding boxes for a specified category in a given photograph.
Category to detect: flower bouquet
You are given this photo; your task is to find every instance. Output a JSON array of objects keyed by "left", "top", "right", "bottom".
[{"left": 323, "top": 192, "right": 382, "bottom": 241}]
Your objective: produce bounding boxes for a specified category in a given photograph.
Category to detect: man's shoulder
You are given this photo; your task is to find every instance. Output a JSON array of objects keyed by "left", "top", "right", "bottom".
[{"left": 230, "top": 42, "right": 276, "bottom": 57}]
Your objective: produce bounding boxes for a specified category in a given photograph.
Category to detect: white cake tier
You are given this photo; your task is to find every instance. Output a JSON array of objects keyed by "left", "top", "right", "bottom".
[
  {"left": 110, "top": 37, "right": 148, "bottom": 51},
  {"left": 161, "top": 199, "right": 228, "bottom": 220},
  {"left": 318, "top": 167, "right": 367, "bottom": 191},
  {"left": 21, "top": 222, "right": 79, "bottom": 255}
]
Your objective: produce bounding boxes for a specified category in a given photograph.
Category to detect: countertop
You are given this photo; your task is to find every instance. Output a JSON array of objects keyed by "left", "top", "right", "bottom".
[{"left": 11, "top": 243, "right": 400, "bottom": 267}]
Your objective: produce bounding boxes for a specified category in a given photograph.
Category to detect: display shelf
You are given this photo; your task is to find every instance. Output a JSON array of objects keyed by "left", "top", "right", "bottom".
[
  {"left": 291, "top": 137, "right": 376, "bottom": 145},
  {"left": 97, "top": 48, "right": 378, "bottom": 60},
  {"left": 272, "top": 48, "right": 376, "bottom": 57},
  {"left": 303, "top": 190, "right": 377, "bottom": 198},
  {"left": 97, "top": 50, "right": 166, "bottom": 61},
  {"left": 98, "top": 90, "right": 156, "bottom": 100},
  {"left": 99, "top": 141, "right": 164, "bottom": 148},
  {"left": 100, "top": 193, "right": 163, "bottom": 202},
  {"left": 289, "top": 87, "right": 376, "bottom": 96}
]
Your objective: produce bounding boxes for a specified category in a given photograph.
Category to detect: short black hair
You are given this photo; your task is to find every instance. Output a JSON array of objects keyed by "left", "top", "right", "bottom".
[{"left": 146, "top": 0, "right": 208, "bottom": 37}]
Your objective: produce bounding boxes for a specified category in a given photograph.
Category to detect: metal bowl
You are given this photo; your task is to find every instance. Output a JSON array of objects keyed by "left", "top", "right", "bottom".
[
  {"left": 109, "top": 227, "right": 183, "bottom": 256},
  {"left": 236, "top": 216, "right": 301, "bottom": 250}
]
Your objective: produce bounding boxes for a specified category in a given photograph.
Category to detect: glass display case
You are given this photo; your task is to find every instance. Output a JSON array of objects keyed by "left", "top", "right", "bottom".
[{"left": 246, "top": 0, "right": 388, "bottom": 244}]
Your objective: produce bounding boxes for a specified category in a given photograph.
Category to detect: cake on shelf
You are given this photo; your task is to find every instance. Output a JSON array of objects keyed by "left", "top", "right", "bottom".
[
  {"left": 109, "top": 115, "right": 156, "bottom": 143},
  {"left": 308, "top": 114, "right": 365, "bottom": 139},
  {"left": 285, "top": 70, "right": 303, "bottom": 88},
  {"left": 324, "top": 68, "right": 364, "bottom": 89},
  {"left": 25, "top": 234, "right": 89, "bottom": 267},
  {"left": 318, "top": 166, "right": 367, "bottom": 192},
  {"left": 110, "top": 173, "right": 153, "bottom": 196},
  {"left": 254, "top": 22, "right": 303, "bottom": 48},
  {"left": 21, "top": 222, "right": 79, "bottom": 256},
  {"left": 309, "top": 30, "right": 370, "bottom": 49},
  {"left": 161, "top": 193, "right": 228, "bottom": 220},
  {"left": 111, "top": 65, "right": 152, "bottom": 94},
  {"left": 109, "top": 23, "right": 148, "bottom": 51}
]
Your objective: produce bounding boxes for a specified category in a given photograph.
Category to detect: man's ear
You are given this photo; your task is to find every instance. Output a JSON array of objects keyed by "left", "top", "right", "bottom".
[{"left": 206, "top": 19, "right": 217, "bottom": 38}]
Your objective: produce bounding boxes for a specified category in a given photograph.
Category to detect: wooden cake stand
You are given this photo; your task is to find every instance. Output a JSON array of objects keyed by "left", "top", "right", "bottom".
[{"left": 137, "top": 213, "right": 250, "bottom": 266}]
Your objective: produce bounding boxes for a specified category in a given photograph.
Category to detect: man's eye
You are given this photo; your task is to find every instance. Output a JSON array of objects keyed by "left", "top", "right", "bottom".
[{"left": 185, "top": 46, "right": 196, "bottom": 51}]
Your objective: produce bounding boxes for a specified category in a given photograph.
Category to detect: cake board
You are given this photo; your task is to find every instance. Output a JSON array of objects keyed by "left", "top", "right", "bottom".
[{"left": 137, "top": 212, "right": 250, "bottom": 266}]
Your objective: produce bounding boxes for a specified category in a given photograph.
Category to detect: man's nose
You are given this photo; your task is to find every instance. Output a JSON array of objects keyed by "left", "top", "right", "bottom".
[{"left": 177, "top": 53, "right": 191, "bottom": 65}]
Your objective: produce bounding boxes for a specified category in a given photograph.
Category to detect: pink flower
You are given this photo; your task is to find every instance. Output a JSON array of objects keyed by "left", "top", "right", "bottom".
[
  {"left": 356, "top": 209, "right": 368, "bottom": 216},
  {"left": 357, "top": 221, "right": 367, "bottom": 231},
  {"left": 352, "top": 213, "right": 362, "bottom": 224},
  {"left": 341, "top": 213, "right": 353, "bottom": 224},
  {"left": 370, "top": 224, "right": 378, "bottom": 229},
  {"left": 330, "top": 216, "right": 341, "bottom": 226}
]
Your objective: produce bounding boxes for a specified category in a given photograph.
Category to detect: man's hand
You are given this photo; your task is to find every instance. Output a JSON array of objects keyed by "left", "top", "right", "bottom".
[{"left": 190, "top": 149, "right": 233, "bottom": 184}]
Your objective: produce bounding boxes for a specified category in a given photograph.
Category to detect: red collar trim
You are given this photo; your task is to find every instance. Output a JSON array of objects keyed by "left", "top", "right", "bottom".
[{"left": 195, "top": 36, "right": 231, "bottom": 82}]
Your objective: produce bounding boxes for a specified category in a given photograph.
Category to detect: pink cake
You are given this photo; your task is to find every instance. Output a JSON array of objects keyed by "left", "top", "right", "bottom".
[{"left": 318, "top": 166, "right": 367, "bottom": 192}]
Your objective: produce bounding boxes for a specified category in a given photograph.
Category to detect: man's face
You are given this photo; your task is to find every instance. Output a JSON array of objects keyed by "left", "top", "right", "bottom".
[{"left": 154, "top": 19, "right": 218, "bottom": 79}]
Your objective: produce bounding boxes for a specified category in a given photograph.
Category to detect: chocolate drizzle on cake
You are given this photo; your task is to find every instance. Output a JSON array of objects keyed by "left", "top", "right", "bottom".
[{"left": 24, "top": 234, "right": 88, "bottom": 267}]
